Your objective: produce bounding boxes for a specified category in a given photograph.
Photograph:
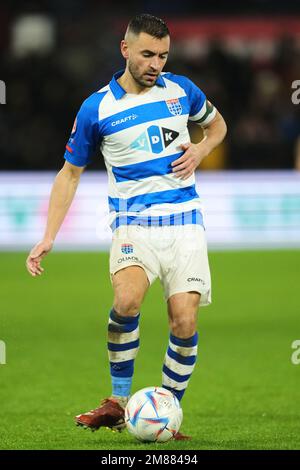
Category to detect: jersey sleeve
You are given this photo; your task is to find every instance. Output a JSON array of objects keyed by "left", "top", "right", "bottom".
[
  {"left": 64, "top": 94, "right": 101, "bottom": 167},
  {"left": 188, "top": 96, "right": 217, "bottom": 127},
  {"left": 184, "top": 77, "right": 216, "bottom": 127},
  {"left": 166, "top": 73, "right": 217, "bottom": 127}
]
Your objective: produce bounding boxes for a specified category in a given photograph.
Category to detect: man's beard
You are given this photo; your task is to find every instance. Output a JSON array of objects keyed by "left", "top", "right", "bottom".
[{"left": 128, "top": 61, "right": 157, "bottom": 88}]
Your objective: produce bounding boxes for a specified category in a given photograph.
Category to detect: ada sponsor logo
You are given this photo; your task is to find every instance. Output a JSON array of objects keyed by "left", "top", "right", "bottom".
[
  {"left": 291, "top": 339, "right": 300, "bottom": 365},
  {"left": 130, "top": 125, "right": 179, "bottom": 154},
  {"left": 0, "top": 80, "right": 6, "bottom": 104},
  {"left": 117, "top": 255, "right": 143, "bottom": 264},
  {"left": 291, "top": 80, "right": 300, "bottom": 105},
  {"left": 166, "top": 98, "right": 182, "bottom": 116},
  {"left": 187, "top": 277, "right": 205, "bottom": 285},
  {"left": 121, "top": 243, "right": 133, "bottom": 254},
  {"left": 0, "top": 340, "right": 6, "bottom": 365},
  {"left": 111, "top": 114, "right": 138, "bottom": 127}
]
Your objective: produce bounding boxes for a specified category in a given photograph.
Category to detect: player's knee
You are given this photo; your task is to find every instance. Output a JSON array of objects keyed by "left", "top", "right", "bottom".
[
  {"left": 169, "top": 315, "right": 197, "bottom": 339},
  {"left": 113, "top": 293, "right": 141, "bottom": 317}
]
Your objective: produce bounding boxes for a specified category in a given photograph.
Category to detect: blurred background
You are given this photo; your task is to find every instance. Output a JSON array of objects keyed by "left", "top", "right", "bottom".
[{"left": 0, "top": 0, "right": 300, "bottom": 248}]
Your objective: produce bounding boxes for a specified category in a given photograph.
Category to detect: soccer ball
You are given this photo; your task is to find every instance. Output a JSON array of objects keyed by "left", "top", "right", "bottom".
[{"left": 125, "top": 386, "right": 183, "bottom": 442}]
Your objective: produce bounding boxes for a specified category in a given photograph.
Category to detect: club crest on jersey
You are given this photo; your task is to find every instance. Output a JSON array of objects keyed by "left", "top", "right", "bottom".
[
  {"left": 166, "top": 98, "right": 182, "bottom": 116},
  {"left": 121, "top": 243, "right": 134, "bottom": 254}
]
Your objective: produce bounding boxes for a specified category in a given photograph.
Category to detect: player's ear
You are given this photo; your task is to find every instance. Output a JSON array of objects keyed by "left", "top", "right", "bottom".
[{"left": 120, "top": 39, "right": 129, "bottom": 59}]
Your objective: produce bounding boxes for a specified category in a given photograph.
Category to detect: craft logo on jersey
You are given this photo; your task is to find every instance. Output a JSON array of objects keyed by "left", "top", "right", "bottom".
[
  {"left": 130, "top": 125, "right": 179, "bottom": 154},
  {"left": 166, "top": 98, "right": 182, "bottom": 116},
  {"left": 111, "top": 114, "right": 138, "bottom": 127},
  {"left": 121, "top": 243, "right": 134, "bottom": 254}
]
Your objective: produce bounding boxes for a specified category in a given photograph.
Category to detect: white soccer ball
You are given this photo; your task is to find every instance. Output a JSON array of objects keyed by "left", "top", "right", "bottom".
[{"left": 125, "top": 386, "right": 183, "bottom": 442}]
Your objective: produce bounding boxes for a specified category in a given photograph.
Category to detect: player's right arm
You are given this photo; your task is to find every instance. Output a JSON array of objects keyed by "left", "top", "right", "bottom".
[
  {"left": 26, "top": 92, "right": 102, "bottom": 277},
  {"left": 26, "top": 161, "right": 85, "bottom": 277}
]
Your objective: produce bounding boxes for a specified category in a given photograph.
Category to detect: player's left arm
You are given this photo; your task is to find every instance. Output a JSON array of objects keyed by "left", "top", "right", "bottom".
[{"left": 171, "top": 102, "right": 227, "bottom": 180}]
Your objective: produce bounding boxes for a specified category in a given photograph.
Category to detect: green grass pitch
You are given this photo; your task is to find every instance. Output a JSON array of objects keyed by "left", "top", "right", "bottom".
[{"left": 0, "top": 250, "right": 299, "bottom": 450}]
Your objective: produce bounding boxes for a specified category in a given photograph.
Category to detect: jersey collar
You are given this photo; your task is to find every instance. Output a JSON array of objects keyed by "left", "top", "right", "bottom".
[{"left": 109, "top": 69, "right": 166, "bottom": 100}]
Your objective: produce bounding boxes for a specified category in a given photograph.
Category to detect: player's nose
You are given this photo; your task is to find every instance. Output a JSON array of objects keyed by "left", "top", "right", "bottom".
[{"left": 149, "top": 57, "right": 160, "bottom": 71}]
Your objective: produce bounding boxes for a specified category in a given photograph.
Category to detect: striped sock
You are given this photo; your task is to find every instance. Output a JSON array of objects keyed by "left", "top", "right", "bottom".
[
  {"left": 162, "top": 332, "right": 198, "bottom": 401},
  {"left": 107, "top": 308, "right": 140, "bottom": 400}
]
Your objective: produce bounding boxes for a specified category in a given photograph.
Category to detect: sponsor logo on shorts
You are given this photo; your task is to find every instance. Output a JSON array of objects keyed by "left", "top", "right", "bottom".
[
  {"left": 187, "top": 277, "right": 205, "bottom": 285},
  {"left": 121, "top": 243, "right": 134, "bottom": 254},
  {"left": 117, "top": 256, "right": 142, "bottom": 264}
]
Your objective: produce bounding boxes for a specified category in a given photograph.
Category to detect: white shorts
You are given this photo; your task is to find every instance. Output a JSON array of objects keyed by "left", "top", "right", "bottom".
[{"left": 109, "top": 224, "right": 211, "bottom": 306}]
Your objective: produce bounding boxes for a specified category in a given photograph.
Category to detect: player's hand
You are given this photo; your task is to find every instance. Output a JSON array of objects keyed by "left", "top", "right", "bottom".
[
  {"left": 26, "top": 239, "right": 53, "bottom": 277},
  {"left": 171, "top": 142, "right": 209, "bottom": 180}
]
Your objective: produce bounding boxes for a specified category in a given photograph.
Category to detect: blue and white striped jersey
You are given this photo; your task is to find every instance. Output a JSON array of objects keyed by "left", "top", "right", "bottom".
[{"left": 64, "top": 70, "right": 216, "bottom": 230}]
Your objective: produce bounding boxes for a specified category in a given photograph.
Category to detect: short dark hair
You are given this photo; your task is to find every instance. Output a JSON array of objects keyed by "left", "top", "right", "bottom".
[{"left": 127, "top": 14, "right": 169, "bottom": 39}]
